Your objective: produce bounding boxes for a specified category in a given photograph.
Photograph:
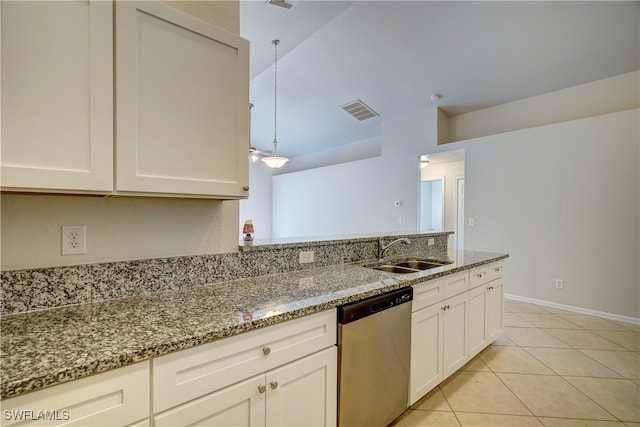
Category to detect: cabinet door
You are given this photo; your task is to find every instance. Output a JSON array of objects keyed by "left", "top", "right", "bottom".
[
  {"left": 442, "top": 292, "right": 469, "bottom": 380},
  {"left": 154, "top": 375, "right": 265, "bottom": 427},
  {"left": 1, "top": 362, "right": 149, "bottom": 427},
  {"left": 115, "top": 1, "right": 250, "bottom": 198},
  {"left": 410, "top": 303, "right": 443, "bottom": 405},
  {"left": 468, "top": 284, "right": 488, "bottom": 358},
  {"left": 265, "top": 347, "right": 337, "bottom": 427},
  {"left": 1, "top": 0, "right": 113, "bottom": 193},
  {"left": 485, "top": 278, "right": 504, "bottom": 343}
]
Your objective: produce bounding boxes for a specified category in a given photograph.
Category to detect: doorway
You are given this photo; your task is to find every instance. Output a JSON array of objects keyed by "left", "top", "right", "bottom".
[
  {"left": 455, "top": 177, "right": 465, "bottom": 250},
  {"left": 418, "top": 149, "right": 465, "bottom": 247},
  {"left": 420, "top": 179, "right": 444, "bottom": 232}
]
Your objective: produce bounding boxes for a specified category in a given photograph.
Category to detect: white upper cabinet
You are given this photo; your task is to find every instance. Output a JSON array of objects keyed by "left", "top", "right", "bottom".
[
  {"left": 2, "top": 0, "right": 250, "bottom": 199},
  {"left": 115, "top": 1, "right": 250, "bottom": 198},
  {"left": 1, "top": 0, "right": 113, "bottom": 193}
]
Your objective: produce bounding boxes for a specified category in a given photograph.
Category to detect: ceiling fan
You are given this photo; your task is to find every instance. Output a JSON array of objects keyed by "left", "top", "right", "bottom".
[{"left": 249, "top": 146, "right": 270, "bottom": 162}]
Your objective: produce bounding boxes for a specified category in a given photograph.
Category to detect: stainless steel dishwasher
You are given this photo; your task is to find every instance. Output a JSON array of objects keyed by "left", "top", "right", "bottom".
[{"left": 337, "top": 286, "right": 413, "bottom": 427}]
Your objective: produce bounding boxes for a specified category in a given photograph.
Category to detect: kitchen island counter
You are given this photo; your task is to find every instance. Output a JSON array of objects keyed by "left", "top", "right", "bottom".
[{"left": 1, "top": 249, "right": 507, "bottom": 399}]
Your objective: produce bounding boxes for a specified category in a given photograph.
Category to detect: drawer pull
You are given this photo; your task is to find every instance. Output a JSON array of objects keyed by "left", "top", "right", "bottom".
[
  {"left": 494, "top": 267, "right": 501, "bottom": 272},
  {"left": 487, "top": 285, "right": 494, "bottom": 290},
  {"left": 270, "top": 381, "right": 279, "bottom": 390},
  {"left": 262, "top": 347, "right": 271, "bottom": 356},
  {"left": 258, "top": 384, "right": 266, "bottom": 394},
  {"left": 442, "top": 304, "right": 451, "bottom": 311}
]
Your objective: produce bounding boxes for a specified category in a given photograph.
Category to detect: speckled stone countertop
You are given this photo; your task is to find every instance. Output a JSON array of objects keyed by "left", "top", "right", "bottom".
[{"left": 1, "top": 249, "right": 507, "bottom": 400}]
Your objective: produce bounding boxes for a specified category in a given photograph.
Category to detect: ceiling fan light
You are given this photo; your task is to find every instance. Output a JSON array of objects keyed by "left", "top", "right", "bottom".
[{"left": 261, "top": 156, "right": 289, "bottom": 169}]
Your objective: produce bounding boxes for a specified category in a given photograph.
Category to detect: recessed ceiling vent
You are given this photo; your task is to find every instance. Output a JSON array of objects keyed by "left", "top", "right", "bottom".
[
  {"left": 266, "top": 0, "right": 295, "bottom": 9},
  {"left": 341, "top": 99, "right": 380, "bottom": 121}
]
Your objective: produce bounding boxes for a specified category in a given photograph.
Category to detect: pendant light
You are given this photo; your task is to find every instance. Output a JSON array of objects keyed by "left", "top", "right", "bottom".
[{"left": 261, "top": 39, "right": 289, "bottom": 169}]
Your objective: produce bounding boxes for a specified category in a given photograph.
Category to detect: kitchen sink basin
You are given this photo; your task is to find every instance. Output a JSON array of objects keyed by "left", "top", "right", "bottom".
[
  {"left": 394, "top": 261, "right": 445, "bottom": 270},
  {"left": 366, "top": 259, "right": 450, "bottom": 274},
  {"left": 369, "top": 265, "right": 419, "bottom": 274}
]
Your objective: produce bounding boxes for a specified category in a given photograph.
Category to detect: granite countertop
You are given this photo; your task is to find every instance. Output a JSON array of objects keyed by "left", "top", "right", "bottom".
[{"left": 0, "top": 249, "right": 507, "bottom": 399}]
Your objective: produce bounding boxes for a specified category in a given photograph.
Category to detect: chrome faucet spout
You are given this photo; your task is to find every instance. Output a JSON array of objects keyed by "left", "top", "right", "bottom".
[{"left": 378, "top": 237, "right": 411, "bottom": 261}]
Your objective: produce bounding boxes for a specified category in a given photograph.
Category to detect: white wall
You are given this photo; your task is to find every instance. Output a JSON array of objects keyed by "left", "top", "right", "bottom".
[
  {"left": 272, "top": 109, "right": 438, "bottom": 238},
  {"left": 273, "top": 156, "right": 391, "bottom": 237},
  {"left": 1, "top": 195, "right": 240, "bottom": 270},
  {"left": 448, "top": 71, "right": 639, "bottom": 142},
  {"left": 239, "top": 160, "right": 273, "bottom": 240},
  {"left": 463, "top": 109, "right": 639, "bottom": 318}
]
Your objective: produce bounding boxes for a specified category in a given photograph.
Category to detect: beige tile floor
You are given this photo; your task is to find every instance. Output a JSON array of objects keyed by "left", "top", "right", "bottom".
[{"left": 391, "top": 300, "right": 640, "bottom": 427}]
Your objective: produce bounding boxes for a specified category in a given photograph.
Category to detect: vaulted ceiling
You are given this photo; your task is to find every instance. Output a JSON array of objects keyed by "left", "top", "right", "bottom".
[{"left": 240, "top": 1, "right": 639, "bottom": 158}]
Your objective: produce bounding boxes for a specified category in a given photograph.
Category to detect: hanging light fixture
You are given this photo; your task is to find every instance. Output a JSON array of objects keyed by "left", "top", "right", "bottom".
[{"left": 261, "top": 39, "right": 289, "bottom": 169}]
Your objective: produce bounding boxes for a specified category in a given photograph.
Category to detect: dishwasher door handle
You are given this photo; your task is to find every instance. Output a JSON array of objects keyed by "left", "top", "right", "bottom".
[{"left": 370, "top": 300, "right": 393, "bottom": 313}]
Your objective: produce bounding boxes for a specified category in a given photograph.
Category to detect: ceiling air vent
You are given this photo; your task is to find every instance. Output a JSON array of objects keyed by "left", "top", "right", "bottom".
[
  {"left": 266, "top": 0, "right": 295, "bottom": 9},
  {"left": 341, "top": 99, "right": 380, "bottom": 121}
]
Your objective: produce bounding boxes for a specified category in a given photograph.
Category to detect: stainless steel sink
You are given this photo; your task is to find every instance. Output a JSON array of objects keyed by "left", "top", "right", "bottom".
[
  {"left": 366, "top": 259, "right": 450, "bottom": 274},
  {"left": 394, "top": 260, "right": 445, "bottom": 270},
  {"left": 369, "top": 265, "right": 419, "bottom": 274}
]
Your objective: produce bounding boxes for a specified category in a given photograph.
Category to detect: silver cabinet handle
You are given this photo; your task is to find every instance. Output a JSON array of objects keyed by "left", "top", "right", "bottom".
[
  {"left": 258, "top": 384, "right": 266, "bottom": 394},
  {"left": 262, "top": 347, "right": 271, "bottom": 356},
  {"left": 270, "top": 381, "right": 278, "bottom": 390}
]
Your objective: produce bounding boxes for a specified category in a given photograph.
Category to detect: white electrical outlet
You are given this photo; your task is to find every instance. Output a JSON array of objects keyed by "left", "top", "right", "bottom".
[
  {"left": 299, "top": 250, "right": 315, "bottom": 264},
  {"left": 428, "top": 238, "right": 435, "bottom": 246},
  {"left": 62, "top": 225, "right": 86, "bottom": 255},
  {"left": 468, "top": 218, "right": 475, "bottom": 226},
  {"left": 555, "top": 279, "right": 564, "bottom": 289}
]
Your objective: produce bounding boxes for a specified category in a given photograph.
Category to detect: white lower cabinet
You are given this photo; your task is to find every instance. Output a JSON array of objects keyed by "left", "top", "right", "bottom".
[
  {"left": 265, "top": 347, "right": 337, "bottom": 427},
  {"left": 442, "top": 292, "right": 470, "bottom": 379},
  {"left": 153, "top": 310, "right": 337, "bottom": 427},
  {"left": 154, "top": 375, "right": 264, "bottom": 427},
  {"left": 410, "top": 301, "right": 443, "bottom": 402},
  {"left": 154, "top": 348, "right": 336, "bottom": 427},
  {"left": 410, "top": 262, "right": 504, "bottom": 405},
  {"left": 0, "top": 362, "right": 149, "bottom": 427},
  {"left": 468, "top": 269, "right": 505, "bottom": 359},
  {"left": 410, "top": 288, "right": 469, "bottom": 405}
]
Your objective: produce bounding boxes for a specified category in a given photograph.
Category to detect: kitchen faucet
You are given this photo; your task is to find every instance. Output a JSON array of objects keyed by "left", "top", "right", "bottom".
[{"left": 378, "top": 237, "right": 411, "bottom": 261}]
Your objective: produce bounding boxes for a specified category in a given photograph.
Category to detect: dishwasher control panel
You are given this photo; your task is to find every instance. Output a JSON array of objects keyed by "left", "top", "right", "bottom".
[{"left": 338, "top": 286, "right": 413, "bottom": 324}]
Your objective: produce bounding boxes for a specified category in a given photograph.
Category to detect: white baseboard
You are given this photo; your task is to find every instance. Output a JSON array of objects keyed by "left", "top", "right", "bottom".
[{"left": 504, "top": 294, "right": 640, "bottom": 326}]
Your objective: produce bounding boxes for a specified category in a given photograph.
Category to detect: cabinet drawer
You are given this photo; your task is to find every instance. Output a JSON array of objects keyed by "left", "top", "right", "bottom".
[
  {"left": 442, "top": 271, "right": 470, "bottom": 299},
  {"left": 1, "top": 362, "right": 149, "bottom": 427},
  {"left": 412, "top": 280, "right": 445, "bottom": 312},
  {"left": 470, "top": 262, "right": 504, "bottom": 289},
  {"left": 153, "top": 310, "right": 336, "bottom": 413}
]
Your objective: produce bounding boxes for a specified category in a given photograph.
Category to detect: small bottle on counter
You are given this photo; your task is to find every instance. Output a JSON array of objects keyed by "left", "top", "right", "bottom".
[{"left": 242, "top": 220, "right": 254, "bottom": 246}]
